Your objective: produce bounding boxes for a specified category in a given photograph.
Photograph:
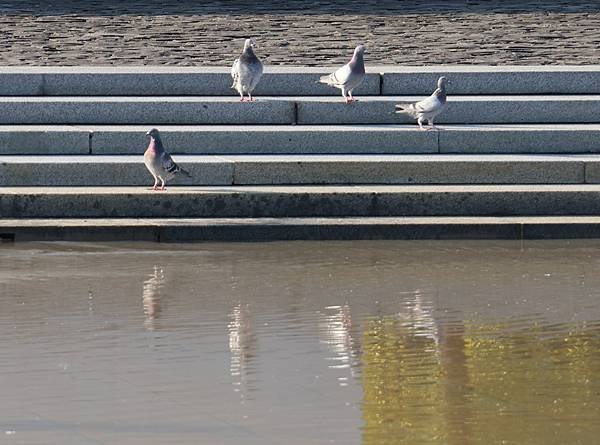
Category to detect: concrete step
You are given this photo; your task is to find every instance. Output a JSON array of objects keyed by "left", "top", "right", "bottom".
[
  {"left": 0, "top": 154, "right": 597, "bottom": 186},
  {"left": 381, "top": 66, "right": 600, "bottom": 95},
  {"left": 0, "top": 96, "right": 599, "bottom": 125},
  {"left": 3, "top": 185, "right": 600, "bottom": 218},
  {"left": 2, "top": 66, "right": 600, "bottom": 96},
  {"left": 0, "top": 67, "right": 382, "bottom": 97},
  {"left": 297, "top": 96, "right": 600, "bottom": 125},
  {"left": 3, "top": 216, "right": 600, "bottom": 242},
  {"left": 2, "top": 124, "right": 600, "bottom": 155}
]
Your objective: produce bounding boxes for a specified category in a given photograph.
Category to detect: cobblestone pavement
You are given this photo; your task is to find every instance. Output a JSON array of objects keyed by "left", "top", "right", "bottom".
[{"left": 1, "top": 1, "right": 599, "bottom": 66}]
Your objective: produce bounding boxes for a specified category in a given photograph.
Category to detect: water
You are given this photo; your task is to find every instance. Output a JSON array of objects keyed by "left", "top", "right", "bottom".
[{"left": 1, "top": 240, "right": 600, "bottom": 445}]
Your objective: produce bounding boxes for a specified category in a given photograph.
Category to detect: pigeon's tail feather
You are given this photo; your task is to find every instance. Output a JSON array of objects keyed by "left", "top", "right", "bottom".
[
  {"left": 179, "top": 167, "right": 192, "bottom": 178},
  {"left": 318, "top": 74, "right": 334, "bottom": 85},
  {"left": 395, "top": 104, "right": 418, "bottom": 118}
]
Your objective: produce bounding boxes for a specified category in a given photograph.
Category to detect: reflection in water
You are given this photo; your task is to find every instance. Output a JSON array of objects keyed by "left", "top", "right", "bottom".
[
  {"left": 362, "top": 310, "right": 600, "bottom": 445},
  {"left": 397, "top": 290, "right": 439, "bottom": 347},
  {"left": 228, "top": 302, "right": 257, "bottom": 399},
  {"left": 142, "top": 265, "right": 164, "bottom": 331},
  {"left": 463, "top": 320, "right": 600, "bottom": 444},
  {"left": 4, "top": 241, "right": 600, "bottom": 444},
  {"left": 318, "top": 303, "right": 359, "bottom": 386},
  {"left": 362, "top": 298, "right": 446, "bottom": 444}
]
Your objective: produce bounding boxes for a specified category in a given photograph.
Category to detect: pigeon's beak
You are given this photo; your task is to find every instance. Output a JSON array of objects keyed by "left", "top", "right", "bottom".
[{"left": 145, "top": 131, "right": 150, "bottom": 136}]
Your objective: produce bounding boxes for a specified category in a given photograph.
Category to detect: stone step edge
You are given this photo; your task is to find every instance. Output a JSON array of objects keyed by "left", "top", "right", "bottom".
[
  {"left": 3, "top": 66, "right": 600, "bottom": 96},
  {"left": 2, "top": 124, "right": 600, "bottom": 155},
  {"left": 3, "top": 216, "right": 600, "bottom": 242}
]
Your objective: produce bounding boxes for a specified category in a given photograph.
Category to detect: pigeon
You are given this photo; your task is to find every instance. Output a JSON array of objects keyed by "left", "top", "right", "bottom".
[
  {"left": 318, "top": 45, "right": 366, "bottom": 103},
  {"left": 231, "top": 38, "right": 263, "bottom": 102},
  {"left": 395, "top": 76, "right": 449, "bottom": 130},
  {"left": 144, "top": 128, "right": 191, "bottom": 191}
]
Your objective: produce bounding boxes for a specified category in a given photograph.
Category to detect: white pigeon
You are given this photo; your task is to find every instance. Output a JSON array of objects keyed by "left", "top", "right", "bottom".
[
  {"left": 231, "top": 38, "right": 263, "bottom": 102},
  {"left": 318, "top": 45, "right": 366, "bottom": 103},
  {"left": 395, "top": 76, "right": 449, "bottom": 130}
]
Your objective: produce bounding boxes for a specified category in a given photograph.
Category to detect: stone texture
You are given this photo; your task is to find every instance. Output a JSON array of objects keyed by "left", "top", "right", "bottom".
[
  {"left": 6, "top": 216, "right": 600, "bottom": 242},
  {"left": 4, "top": 124, "right": 600, "bottom": 155},
  {"left": 0, "top": 1, "right": 600, "bottom": 66},
  {"left": 439, "top": 124, "right": 600, "bottom": 153},
  {"left": 0, "top": 95, "right": 598, "bottom": 126},
  {"left": 6, "top": 67, "right": 600, "bottom": 97},
  {"left": 228, "top": 155, "right": 586, "bottom": 185},
  {"left": 296, "top": 96, "right": 600, "bottom": 125},
  {"left": 580, "top": 160, "right": 600, "bottom": 183},
  {"left": 0, "top": 67, "right": 379, "bottom": 96},
  {"left": 0, "top": 97, "right": 295, "bottom": 125},
  {"left": 88, "top": 125, "right": 438, "bottom": 155},
  {"left": 0, "top": 154, "right": 589, "bottom": 186},
  {"left": 3, "top": 185, "right": 600, "bottom": 218},
  {"left": 0, "top": 156, "right": 233, "bottom": 186},
  {"left": 0, "top": 125, "right": 90, "bottom": 154},
  {"left": 381, "top": 67, "right": 600, "bottom": 95}
]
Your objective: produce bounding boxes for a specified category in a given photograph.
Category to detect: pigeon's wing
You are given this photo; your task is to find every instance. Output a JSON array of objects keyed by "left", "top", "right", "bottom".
[
  {"left": 414, "top": 94, "right": 443, "bottom": 114},
  {"left": 160, "top": 151, "right": 179, "bottom": 175},
  {"left": 160, "top": 151, "right": 191, "bottom": 178},
  {"left": 245, "top": 60, "right": 263, "bottom": 92},
  {"left": 320, "top": 63, "right": 352, "bottom": 87}
]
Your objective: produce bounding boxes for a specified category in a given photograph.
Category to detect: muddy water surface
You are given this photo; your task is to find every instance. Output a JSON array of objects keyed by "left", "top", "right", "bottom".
[{"left": 1, "top": 240, "right": 600, "bottom": 444}]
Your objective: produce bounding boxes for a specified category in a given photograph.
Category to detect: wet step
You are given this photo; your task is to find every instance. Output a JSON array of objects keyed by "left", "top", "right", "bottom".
[
  {"left": 2, "top": 66, "right": 600, "bottom": 96},
  {"left": 0, "top": 154, "right": 598, "bottom": 186},
  {"left": 1, "top": 124, "right": 600, "bottom": 155},
  {"left": 0, "top": 96, "right": 600, "bottom": 125},
  {"left": 4, "top": 184, "right": 600, "bottom": 218},
  {"left": 3, "top": 216, "right": 600, "bottom": 242}
]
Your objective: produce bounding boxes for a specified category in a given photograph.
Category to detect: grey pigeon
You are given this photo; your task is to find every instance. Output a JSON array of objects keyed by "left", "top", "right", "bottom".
[
  {"left": 318, "top": 45, "right": 366, "bottom": 103},
  {"left": 395, "top": 76, "right": 449, "bottom": 130},
  {"left": 231, "top": 38, "right": 263, "bottom": 102},
  {"left": 144, "top": 128, "right": 191, "bottom": 191}
]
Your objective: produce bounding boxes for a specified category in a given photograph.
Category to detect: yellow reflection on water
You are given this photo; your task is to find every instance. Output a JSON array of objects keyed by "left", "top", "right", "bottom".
[{"left": 362, "top": 315, "right": 600, "bottom": 445}]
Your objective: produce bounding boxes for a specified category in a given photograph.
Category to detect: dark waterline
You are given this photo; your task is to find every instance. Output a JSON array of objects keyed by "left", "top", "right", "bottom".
[{"left": 1, "top": 240, "right": 600, "bottom": 444}]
